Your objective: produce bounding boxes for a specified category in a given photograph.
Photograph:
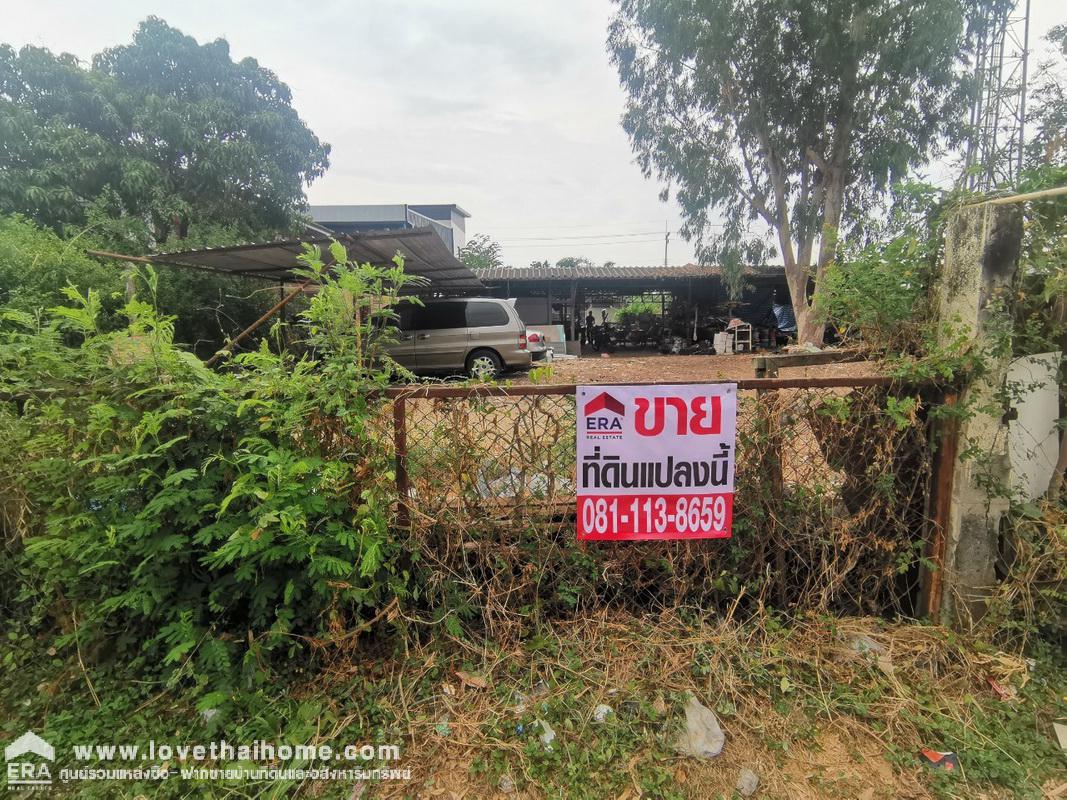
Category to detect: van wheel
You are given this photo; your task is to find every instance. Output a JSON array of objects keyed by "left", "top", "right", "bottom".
[{"left": 466, "top": 349, "right": 503, "bottom": 380}]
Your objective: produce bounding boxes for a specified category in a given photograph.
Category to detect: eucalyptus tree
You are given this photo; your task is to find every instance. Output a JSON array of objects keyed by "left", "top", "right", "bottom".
[{"left": 609, "top": 0, "right": 1004, "bottom": 344}]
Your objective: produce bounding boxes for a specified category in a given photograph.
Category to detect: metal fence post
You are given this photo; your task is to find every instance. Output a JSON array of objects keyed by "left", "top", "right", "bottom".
[
  {"left": 921, "top": 391, "right": 959, "bottom": 621},
  {"left": 393, "top": 397, "right": 410, "bottom": 530},
  {"left": 757, "top": 388, "right": 786, "bottom": 607}
]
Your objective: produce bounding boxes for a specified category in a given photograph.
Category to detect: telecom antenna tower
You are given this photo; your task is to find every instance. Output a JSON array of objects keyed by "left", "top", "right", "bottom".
[{"left": 962, "top": 0, "right": 1032, "bottom": 191}]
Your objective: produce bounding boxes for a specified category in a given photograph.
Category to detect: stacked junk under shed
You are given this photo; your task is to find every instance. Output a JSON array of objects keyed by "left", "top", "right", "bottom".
[
  {"left": 89, "top": 228, "right": 794, "bottom": 363},
  {"left": 474, "top": 262, "right": 792, "bottom": 357}
]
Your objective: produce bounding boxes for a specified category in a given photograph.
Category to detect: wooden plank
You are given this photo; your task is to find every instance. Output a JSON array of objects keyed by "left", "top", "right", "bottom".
[{"left": 752, "top": 349, "right": 866, "bottom": 377}]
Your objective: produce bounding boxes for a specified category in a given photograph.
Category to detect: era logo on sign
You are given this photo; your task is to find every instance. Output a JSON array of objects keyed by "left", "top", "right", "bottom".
[
  {"left": 584, "top": 392, "right": 625, "bottom": 433},
  {"left": 635, "top": 395, "right": 721, "bottom": 436}
]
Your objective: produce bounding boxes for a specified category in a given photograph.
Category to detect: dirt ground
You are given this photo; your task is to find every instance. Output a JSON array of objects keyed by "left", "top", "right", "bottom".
[
  {"left": 416, "top": 725, "right": 929, "bottom": 800},
  {"left": 513, "top": 351, "right": 881, "bottom": 385},
  {"left": 362, "top": 612, "right": 1050, "bottom": 800}
]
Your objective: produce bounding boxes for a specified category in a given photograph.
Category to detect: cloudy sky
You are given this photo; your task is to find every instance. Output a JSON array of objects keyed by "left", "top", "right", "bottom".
[{"left": 5, "top": 0, "right": 1063, "bottom": 267}]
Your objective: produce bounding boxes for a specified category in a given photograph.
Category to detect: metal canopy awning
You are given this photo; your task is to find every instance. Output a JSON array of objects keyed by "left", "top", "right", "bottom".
[{"left": 140, "top": 228, "right": 482, "bottom": 291}]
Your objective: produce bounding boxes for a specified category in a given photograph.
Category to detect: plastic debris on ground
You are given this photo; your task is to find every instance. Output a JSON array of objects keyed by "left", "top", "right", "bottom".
[
  {"left": 736, "top": 767, "right": 759, "bottom": 796},
  {"left": 850, "top": 634, "right": 894, "bottom": 677},
  {"left": 850, "top": 634, "right": 884, "bottom": 654},
  {"left": 674, "top": 695, "right": 725, "bottom": 759},
  {"left": 987, "top": 676, "right": 1019, "bottom": 702},
  {"left": 592, "top": 704, "right": 613, "bottom": 723},
  {"left": 537, "top": 718, "right": 556, "bottom": 750},
  {"left": 511, "top": 690, "right": 527, "bottom": 716},
  {"left": 918, "top": 749, "right": 960, "bottom": 771},
  {"left": 498, "top": 774, "right": 516, "bottom": 794},
  {"left": 434, "top": 715, "right": 451, "bottom": 738},
  {"left": 1054, "top": 722, "right": 1067, "bottom": 753}
]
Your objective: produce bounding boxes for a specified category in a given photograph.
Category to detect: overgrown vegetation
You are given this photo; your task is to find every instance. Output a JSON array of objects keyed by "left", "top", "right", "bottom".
[
  {"left": 1, "top": 243, "right": 415, "bottom": 714},
  {"left": 1, "top": 226, "right": 1062, "bottom": 795}
]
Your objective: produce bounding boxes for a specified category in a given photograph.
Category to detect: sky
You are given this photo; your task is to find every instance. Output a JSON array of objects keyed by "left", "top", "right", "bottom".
[{"left": 4, "top": 0, "right": 1064, "bottom": 268}]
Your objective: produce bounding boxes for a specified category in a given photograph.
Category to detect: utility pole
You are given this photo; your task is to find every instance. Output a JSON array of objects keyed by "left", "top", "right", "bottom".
[
  {"left": 663, "top": 221, "right": 670, "bottom": 267},
  {"left": 962, "top": 0, "right": 1031, "bottom": 190}
]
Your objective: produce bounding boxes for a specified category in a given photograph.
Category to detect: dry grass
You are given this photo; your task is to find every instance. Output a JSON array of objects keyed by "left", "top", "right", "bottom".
[{"left": 300, "top": 604, "right": 1060, "bottom": 799}]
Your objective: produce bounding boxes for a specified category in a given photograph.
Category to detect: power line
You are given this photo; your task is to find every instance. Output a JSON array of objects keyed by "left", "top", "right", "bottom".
[
  {"left": 481, "top": 219, "right": 671, "bottom": 231},
  {"left": 498, "top": 230, "right": 671, "bottom": 242},
  {"left": 500, "top": 238, "right": 668, "bottom": 248}
]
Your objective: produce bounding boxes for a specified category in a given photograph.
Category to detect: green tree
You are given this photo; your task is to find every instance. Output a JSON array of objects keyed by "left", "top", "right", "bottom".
[
  {"left": 458, "top": 233, "right": 504, "bottom": 270},
  {"left": 608, "top": 0, "right": 1003, "bottom": 344},
  {"left": 0, "top": 17, "right": 331, "bottom": 355},
  {"left": 1026, "top": 25, "right": 1067, "bottom": 169},
  {"left": 555, "top": 256, "right": 594, "bottom": 271},
  {"left": 0, "top": 17, "right": 329, "bottom": 241}
]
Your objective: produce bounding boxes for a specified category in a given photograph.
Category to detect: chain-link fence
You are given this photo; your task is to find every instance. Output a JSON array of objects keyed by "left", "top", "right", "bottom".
[{"left": 379, "top": 379, "right": 943, "bottom": 634}]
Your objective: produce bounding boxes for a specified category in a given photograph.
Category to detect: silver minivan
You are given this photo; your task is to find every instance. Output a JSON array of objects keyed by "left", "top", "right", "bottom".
[{"left": 387, "top": 298, "right": 535, "bottom": 378}]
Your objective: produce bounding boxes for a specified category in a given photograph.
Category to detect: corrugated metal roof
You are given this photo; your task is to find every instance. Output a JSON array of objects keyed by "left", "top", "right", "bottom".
[
  {"left": 474, "top": 263, "right": 785, "bottom": 282},
  {"left": 146, "top": 229, "right": 482, "bottom": 290}
]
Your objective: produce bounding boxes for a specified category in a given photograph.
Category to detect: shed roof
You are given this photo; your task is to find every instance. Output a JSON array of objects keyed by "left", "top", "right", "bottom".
[
  {"left": 141, "top": 228, "right": 482, "bottom": 290},
  {"left": 475, "top": 263, "right": 785, "bottom": 282}
]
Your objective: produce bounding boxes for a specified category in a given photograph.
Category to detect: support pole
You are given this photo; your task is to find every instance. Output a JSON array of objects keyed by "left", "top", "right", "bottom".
[
  {"left": 393, "top": 398, "right": 410, "bottom": 530},
  {"left": 204, "top": 280, "right": 311, "bottom": 367},
  {"left": 932, "top": 202, "right": 1023, "bottom": 627},
  {"left": 569, "top": 280, "right": 578, "bottom": 344},
  {"left": 922, "top": 391, "right": 960, "bottom": 619}
]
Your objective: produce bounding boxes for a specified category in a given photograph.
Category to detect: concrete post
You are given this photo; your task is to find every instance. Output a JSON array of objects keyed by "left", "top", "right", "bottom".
[{"left": 934, "top": 202, "right": 1023, "bottom": 628}]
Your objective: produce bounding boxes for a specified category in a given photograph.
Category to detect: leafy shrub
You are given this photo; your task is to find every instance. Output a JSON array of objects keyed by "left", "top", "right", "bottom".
[
  {"left": 0, "top": 214, "right": 124, "bottom": 320},
  {"left": 818, "top": 233, "right": 930, "bottom": 350},
  {"left": 0, "top": 241, "right": 414, "bottom": 701},
  {"left": 0, "top": 213, "right": 277, "bottom": 358},
  {"left": 615, "top": 298, "right": 659, "bottom": 325}
]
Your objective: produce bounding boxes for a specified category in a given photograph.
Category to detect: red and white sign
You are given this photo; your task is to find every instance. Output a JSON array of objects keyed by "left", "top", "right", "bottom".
[{"left": 576, "top": 383, "right": 737, "bottom": 541}]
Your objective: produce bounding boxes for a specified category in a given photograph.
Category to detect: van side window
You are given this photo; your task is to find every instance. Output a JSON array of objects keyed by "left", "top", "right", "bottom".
[
  {"left": 466, "top": 301, "right": 509, "bottom": 327},
  {"left": 416, "top": 302, "right": 466, "bottom": 330}
]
